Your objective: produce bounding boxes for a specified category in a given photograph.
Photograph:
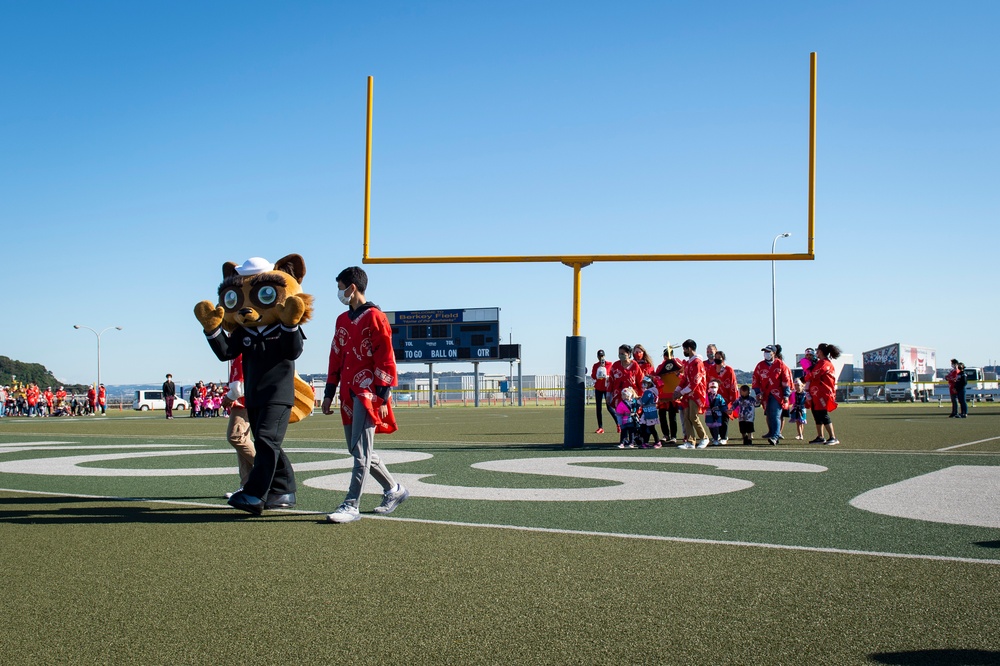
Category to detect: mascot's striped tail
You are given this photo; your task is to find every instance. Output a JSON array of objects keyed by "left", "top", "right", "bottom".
[{"left": 290, "top": 374, "right": 315, "bottom": 423}]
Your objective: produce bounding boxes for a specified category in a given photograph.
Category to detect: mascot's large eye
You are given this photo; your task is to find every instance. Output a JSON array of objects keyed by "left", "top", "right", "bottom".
[
  {"left": 257, "top": 286, "right": 277, "bottom": 305},
  {"left": 223, "top": 290, "right": 239, "bottom": 309}
]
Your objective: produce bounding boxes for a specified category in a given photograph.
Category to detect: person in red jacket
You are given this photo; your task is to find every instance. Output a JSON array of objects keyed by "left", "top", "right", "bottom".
[
  {"left": 632, "top": 344, "right": 656, "bottom": 382},
  {"left": 590, "top": 349, "right": 614, "bottom": 434},
  {"left": 26, "top": 384, "right": 40, "bottom": 417},
  {"left": 706, "top": 349, "right": 738, "bottom": 444},
  {"left": 322, "top": 266, "right": 408, "bottom": 524},
  {"left": 607, "top": 344, "right": 644, "bottom": 434},
  {"left": 222, "top": 355, "right": 256, "bottom": 494},
  {"left": 86, "top": 385, "right": 97, "bottom": 415},
  {"left": 97, "top": 384, "right": 107, "bottom": 415},
  {"left": 806, "top": 343, "right": 841, "bottom": 445},
  {"left": 673, "top": 339, "right": 708, "bottom": 448},
  {"left": 752, "top": 344, "right": 793, "bottom": 445},
  {"left": 43, "top": 387, "right": 54, "bottom": 416}
]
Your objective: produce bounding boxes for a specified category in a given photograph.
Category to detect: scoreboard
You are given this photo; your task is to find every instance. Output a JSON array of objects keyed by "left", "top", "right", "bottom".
[{"left": 385, "top": 308, "right": 500, "bottom": 362}]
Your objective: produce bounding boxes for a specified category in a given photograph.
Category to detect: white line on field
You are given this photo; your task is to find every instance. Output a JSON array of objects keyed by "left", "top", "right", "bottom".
[
  {"left": 936, "top": 436, "right": 1000, "bottom": 452},
  {"left": 2, "top": 487, "right": 998, "bottom": 566}
]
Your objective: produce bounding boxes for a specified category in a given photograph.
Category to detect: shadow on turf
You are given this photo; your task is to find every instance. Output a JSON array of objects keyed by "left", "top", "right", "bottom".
[
  {"left": 0, "top": 495, "right": 300, "bottom": 524},
  {"left": 870, "top": 649, "right": 1000, "bottom": 665},
  {"left": 974, "top": 539, "right": 1000, "bottom": 549}
]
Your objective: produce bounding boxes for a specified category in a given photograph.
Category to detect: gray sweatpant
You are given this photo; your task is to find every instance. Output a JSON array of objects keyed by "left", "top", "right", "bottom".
[{"left": 343, "top": 394, "right": 396, "bottom": 507}]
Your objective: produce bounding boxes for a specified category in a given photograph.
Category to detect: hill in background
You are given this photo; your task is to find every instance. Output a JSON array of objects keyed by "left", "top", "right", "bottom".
[{"left": 0, "top": 356, "right": 86, "bottom": 390}]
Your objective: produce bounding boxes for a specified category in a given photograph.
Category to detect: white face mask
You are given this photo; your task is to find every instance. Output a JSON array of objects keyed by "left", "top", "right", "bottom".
[
  {"left": 764, "top": 352, "right": 774, "bottom": 362},
  {"left": 337, "top": 288, "right": 352, "bottom": 306}
]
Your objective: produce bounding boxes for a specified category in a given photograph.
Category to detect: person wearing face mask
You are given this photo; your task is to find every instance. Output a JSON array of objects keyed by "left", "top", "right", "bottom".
[
  {"left": 632, "top": 344, "right": 656, "bottom": 380},
  {"left": 706, "top": 350, "right": 738, "bottom": 444},
  {"left": 607, "top": 344, "right": 644, "bottom": 433},
  {"left": 322, "top": 266, "right": 409, "bottom": 523},
  {"left": 673, "top": 339, "right": 709, "bottom": 449},
  {"left": 591, "top": 350, "right": 615, "bottom": 434},
  {"left": 752, "top": 344, "right": 793, "bottom": 445}
]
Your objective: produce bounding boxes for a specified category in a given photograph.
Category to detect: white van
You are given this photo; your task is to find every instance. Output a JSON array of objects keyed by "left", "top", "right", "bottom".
[{"left": 133, "top": 390, "right": 189, "bottom": 412}]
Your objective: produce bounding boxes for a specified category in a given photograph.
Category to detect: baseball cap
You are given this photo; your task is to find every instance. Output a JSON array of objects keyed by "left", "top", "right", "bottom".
[{"left": 761, "top": 345, "right": 777, "bottom": 353}]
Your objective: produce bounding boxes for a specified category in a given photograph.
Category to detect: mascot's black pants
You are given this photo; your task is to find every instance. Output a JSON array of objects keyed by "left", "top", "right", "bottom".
[{"left": 243, "top": 404, "right": 296, "bottom": 499}]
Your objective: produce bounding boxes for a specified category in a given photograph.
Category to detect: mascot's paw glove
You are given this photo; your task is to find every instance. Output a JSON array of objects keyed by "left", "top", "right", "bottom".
[
  {"left": 194, "top": 301, "right": 225, "bottom": 333},
  {"left": 277, "top": 295, "right": 307, "bottom": 327}
]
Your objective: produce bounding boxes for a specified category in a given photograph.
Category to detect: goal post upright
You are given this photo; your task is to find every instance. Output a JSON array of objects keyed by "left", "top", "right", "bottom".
[
  {"left": 808, "top": 51, "right": 817, "bottom": 257},
  {"left": 360, "top": 53, "right": 818, "bottom": 448}
]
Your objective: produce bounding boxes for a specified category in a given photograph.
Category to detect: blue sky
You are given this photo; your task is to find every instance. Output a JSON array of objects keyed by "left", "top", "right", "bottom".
[{"left": 2, "top": 1, "right": 997, "bottom": 387}]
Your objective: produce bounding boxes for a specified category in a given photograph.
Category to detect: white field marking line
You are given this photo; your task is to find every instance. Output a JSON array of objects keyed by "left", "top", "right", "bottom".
[
  {"left": 2, "top": 487, "right": 998, "bottom": 566},
  {"left": 937, "top": 436, "right": 1000, "bottom": 452},
  {"left": 0, "top": 432, "right": 229, "bottom": 441},
  {"left": 5, "top": 434, "right": 1000, "bottom": 456},
  {"left": 376, "top": 516, "right": 1000, "bottom": 566}
]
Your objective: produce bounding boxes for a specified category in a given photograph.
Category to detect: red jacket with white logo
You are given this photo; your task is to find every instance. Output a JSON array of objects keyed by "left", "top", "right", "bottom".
[
  {"left": 806, "top": 358, "right": 838, "bottom": 412},
  {"left": 706, "top": 363, "right": 739, "bottom": 416},
  {"left": 591, "top": 360, "right": 612, "bottom": 391},
  {"left": 752, "top": 359, "right": 793, "bottom": 409},
  {"left": 326, "top": 304, "right": 397, "bottom": 432},
  {"left": 228, "top": 355, "right": 246, "bottom": 409},
  {"left": 677, "top": 355, "right": 707, "bottom": 413},
  {"left": 607, "top": 360, "right": 644, "bottom": 406}
]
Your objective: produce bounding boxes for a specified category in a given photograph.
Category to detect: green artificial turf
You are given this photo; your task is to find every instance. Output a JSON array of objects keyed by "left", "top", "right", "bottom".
[
  {"left": 1, "top": 495, "right": 998, "bottom": 665},
  {"left": 1, "top": 404, "right": 999, "bottom": 664}
]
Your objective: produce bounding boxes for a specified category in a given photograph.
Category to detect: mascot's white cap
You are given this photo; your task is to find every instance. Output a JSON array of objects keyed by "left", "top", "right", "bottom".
[{"left": 234, "top": 257, "right": 274, "bottom": 276}]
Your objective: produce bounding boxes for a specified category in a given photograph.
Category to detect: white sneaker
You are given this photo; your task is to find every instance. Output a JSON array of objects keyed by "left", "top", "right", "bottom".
[
  {"left": 223, "top": 487, "right": 243, "bottom": 500},
  {"left": 696, "top": 439, "right": 709, "bottom": 449},
  {"left": 677, "top": 442, "right": 694, "bottom": 449},
  {"left": 325, "top": 503, "right": 361, "bottom": 523},
  {"left": 719, "top": 438, "right": 728, "bottom": 445},
  {"left": 373, "top": 485, "right": 409, "bottom": 515}
]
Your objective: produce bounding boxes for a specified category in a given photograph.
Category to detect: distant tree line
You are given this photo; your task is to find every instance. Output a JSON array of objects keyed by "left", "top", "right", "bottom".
[{"left": 0, "top": 356, "right": 87, "bottom": 392}]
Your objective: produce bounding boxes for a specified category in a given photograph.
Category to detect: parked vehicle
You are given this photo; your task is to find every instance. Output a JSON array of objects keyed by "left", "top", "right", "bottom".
[
  {"left": 132, "top": 390, "right": 189, "bottom": 411},
  {"left": 964, "top": 367, "right": 999, "bottom": 402},
  {"left": 882, "top": 369, "right": 936, "bottom": 402},
  {"left": 862, "top": 343, "right": 937, "bottom": 402}
]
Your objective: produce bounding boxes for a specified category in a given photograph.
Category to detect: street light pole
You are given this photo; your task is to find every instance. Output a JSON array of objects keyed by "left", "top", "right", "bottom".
[
  {"left": 73, "top": 325, "right": 123, "bottom": 396},
  {"left": 771, "top": 233, "right": 791, "bottom": 346}
]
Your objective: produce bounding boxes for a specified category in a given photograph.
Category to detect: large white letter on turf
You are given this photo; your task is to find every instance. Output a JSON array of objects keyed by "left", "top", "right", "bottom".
[
  {"left": 304, "top": 456, "right": 827, "bottom": 501},
  {"left": 850, "top": 465, "right": 1000, "bottom": 528},
  {"left": 0, "top": 448, "right": 430, "bottom": 477}
]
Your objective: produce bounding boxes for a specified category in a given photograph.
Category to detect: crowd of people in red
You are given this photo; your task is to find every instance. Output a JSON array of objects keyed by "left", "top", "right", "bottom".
[
  {"left": 0, "top": 382, "right": 103, "bottom": 417},
  {"left": 591, "top": 340, "right": 843, "bottom": 449}
]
